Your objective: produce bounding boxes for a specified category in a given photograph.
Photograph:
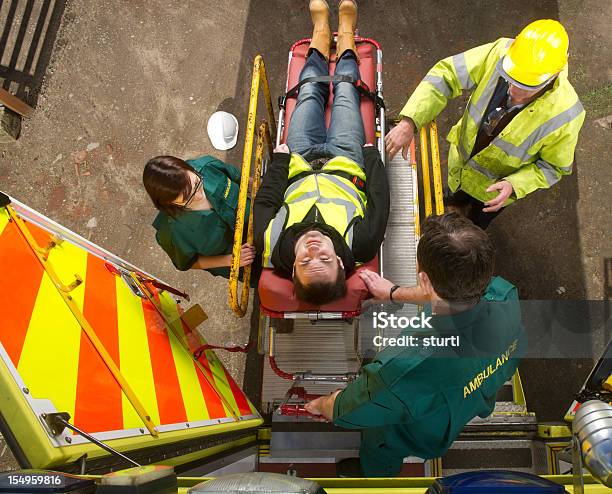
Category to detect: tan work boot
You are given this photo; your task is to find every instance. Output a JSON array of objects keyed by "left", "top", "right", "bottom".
[
  {"left": 336, "top": 0, "right": 357, "bottom": 60},
  {"left": 309, "top": 0, "right": 331, "bottom": 61}
]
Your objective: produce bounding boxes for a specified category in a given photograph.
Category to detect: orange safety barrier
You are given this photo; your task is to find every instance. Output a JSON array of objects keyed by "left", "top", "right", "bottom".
[{"left": 0, "top": 205, "right": 259, "bottom": 455}]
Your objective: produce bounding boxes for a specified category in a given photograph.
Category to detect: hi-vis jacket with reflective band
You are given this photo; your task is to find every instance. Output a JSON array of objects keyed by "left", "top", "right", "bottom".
[
  {"left": 261, "top": 153, "right": 367, "bottom": 268},
  {"left": 400, "top": 38, "right": 585, "bottom": 204}
]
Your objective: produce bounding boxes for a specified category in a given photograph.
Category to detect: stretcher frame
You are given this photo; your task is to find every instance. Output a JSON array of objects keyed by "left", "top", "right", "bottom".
[
  {"left": 261, "top": 35, "right": 387, "bottom": 412},
  {"left": 265, "top": 34, "right": 386, "bottom": 321}
]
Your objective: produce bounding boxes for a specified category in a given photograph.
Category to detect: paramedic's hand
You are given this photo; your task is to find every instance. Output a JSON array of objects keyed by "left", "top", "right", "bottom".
[
  {"left": 305, "top": 390, "right": 341, "bottom": 422},
  {"left": 385, "top": 117, "right": 415, "bottom": 160},
  {"left": 359, "top": 269, "right": 394, "bottom": 300},
  {"left": 237, "top": 243, "right": 256, "bottom": 267},
  {"left": 274, "top": 144, "right": 290, "bottom": 154},
  {"left": 483, "top": 180, "right": 513, "bottom": 212}
]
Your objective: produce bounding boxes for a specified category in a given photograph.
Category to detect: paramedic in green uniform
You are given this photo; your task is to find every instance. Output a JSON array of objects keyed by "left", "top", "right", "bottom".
[
  {"left": 305, "top": 213, "right": 524, "bottom": 477},
  {"left": 143, "top": 155, "right": 256, "bottom": 279}
]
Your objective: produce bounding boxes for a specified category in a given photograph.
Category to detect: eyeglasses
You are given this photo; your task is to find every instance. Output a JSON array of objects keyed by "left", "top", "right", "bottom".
[{"left": 183, "top": 173, "right": 203, "bottom": 208}]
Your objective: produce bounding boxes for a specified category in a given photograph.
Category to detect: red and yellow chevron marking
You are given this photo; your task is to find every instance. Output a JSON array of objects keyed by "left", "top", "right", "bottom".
[{"left": 0, "top": 207, "right": 257, "bottom": 441}]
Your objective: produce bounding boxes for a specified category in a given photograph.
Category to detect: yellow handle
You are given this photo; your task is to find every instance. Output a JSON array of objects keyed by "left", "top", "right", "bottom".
[
  {"left": 229, "top": 56, "right": 275, "bottom": 317},
  {"left": 419, "top": 120, "right": 444, "bottom": 220},
  {"left": 429, "top": 121, "right": 445, "bottom": 215},
  {"left": 419, "top": 126, "right": 433, "bottom": 218}
]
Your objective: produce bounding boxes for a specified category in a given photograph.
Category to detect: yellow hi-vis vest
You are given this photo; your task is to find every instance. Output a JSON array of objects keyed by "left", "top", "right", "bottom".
[
  {"left": 262, "top": 153, "right": 367, "bottom": 268},
  {"left": 400, "top": 38, "right": 585, "bottom": 204}
]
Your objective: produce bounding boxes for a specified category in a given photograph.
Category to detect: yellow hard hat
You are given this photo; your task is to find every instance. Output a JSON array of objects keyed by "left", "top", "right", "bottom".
[{"left": 501, "top": 19, "right": 569, "bottom": 89}]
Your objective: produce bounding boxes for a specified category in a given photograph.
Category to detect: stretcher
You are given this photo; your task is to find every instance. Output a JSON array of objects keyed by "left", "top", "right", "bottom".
[{"left": 258, "top": 35, "right": 386, "bottom": 320}]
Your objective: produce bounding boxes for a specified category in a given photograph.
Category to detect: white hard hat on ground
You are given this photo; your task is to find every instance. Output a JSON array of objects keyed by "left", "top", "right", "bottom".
[{"left": 207, "top": 111, "right": 239, "bottom": 150}]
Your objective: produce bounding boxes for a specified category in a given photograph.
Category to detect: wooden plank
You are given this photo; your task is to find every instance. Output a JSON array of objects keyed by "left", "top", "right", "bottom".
[{"left": 0, "top": 87, "right": 33, "bottom": 117}]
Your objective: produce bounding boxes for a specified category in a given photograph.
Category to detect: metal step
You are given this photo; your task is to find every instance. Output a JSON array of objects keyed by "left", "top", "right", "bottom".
[
  {"left": 264, "top": 413, "right": 429, "bottom": 477},
  {"left": 442, "top": 439, "right": 538, "bottom": 475}
]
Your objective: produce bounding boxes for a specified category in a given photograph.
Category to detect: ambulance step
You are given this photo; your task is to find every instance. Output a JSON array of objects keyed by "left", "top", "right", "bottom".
[
  {"left": 441, "top": 438, "right": 538, "bottom": 475},
  {"left": 263, "top": 413, "right": 427, "bottom": 478},
  {"left": 269, "top": 414, "right": 360, "bottom": 458}
]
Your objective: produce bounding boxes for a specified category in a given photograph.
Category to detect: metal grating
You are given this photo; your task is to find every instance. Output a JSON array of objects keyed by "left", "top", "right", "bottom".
[
  {"left": 383, "top": 151, "right": 419, "bottom": 287},
  {"left": 261, "top": 320, "right": 360, "bottom": 408}
]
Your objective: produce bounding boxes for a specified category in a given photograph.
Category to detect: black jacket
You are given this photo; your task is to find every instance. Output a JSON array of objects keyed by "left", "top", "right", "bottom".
[{"left": 254, "top": 147, "right": 390, "bottom": 278}]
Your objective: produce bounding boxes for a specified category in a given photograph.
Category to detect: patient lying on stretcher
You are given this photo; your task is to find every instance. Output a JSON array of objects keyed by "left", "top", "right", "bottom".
[{"left": 253, "top": 0, "right": 389, "bottom": 305}]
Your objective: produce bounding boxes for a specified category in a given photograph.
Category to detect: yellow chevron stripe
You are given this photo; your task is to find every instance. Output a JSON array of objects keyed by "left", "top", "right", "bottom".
[
  {"left": 158, "top": 294, "right": 210, "bottom": 422},
  {"left": 18, "top": 238, "right": 88, "bottom": 421},
  {"left": 115, "top": 278, "right": 160, "bottom": 429},
  {"left": 0, "top": 209, "right": 9, "bottom": 236},
  {"left": 157, "top": 291, "right": 240, "bottom": 418},
  {"left": 205, "top": 347, "right": 240, "bottom": 417}
]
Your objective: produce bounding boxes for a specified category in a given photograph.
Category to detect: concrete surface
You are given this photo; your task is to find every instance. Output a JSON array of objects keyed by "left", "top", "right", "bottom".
[{"left": 0, "top": 0, "right": 610, "bottom": 468}]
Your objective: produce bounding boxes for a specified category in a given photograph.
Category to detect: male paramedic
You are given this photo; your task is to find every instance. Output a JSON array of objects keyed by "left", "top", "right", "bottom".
[
  {"left": 254, "top": 0, "right": 389, "bottom": 304},
  {"left": 305, "top": 213, "right": 525, "bottom": 477},
  {"left": 386, "top": 19, "right": 585, "bottom": 228}
]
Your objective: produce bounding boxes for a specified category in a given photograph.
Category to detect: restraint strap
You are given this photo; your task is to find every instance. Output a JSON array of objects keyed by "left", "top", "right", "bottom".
[{"left": 278, "top": 75, "right": 385, "bottom": 110}]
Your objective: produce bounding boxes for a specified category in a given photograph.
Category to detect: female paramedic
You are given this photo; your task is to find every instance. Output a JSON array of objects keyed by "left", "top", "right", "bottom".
[{"left": 143, "top": 155, "right": 256, "bottom": 279}]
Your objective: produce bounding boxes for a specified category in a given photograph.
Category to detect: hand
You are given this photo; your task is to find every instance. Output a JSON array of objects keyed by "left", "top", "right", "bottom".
[
  {"left": 274, "top": 143, "right": 290, "bottom": 154},
  {"left": 304, "top": 390, "right": 341, "bottom": 422},
  {"left": 237, "top": 243, "right": 256, "bottom": 267},
  {"left": 483, "top": 180, "right": 513, "bottom": 212},
  {"left": 385, "top": 117, "right": 415, "bottom": 160},
  {"left": 359, "top": 269, "right": 395, "bottom": 300}
]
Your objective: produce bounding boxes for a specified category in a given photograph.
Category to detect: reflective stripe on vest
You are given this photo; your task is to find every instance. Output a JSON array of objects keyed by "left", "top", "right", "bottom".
[
  {"left": 423, "top": 74, "right": 453, "bottom": 98},
  {"left": 262, "top": 153, "right": 366, "bottom": 268},
  {"left": 490, "top": 100, "right": 584, "bottom": 163},
  {"left": 452, "top": 52, "right": 476, "bottom": 90},
  {"left": 535, "top": 159, "right": 562, "bottom": 186},
  {"left": 461, "top": 98, "right": 583, "bottom": 183},
  {"left": 458, "top": 40, "right": 515, "bottom": 160}
]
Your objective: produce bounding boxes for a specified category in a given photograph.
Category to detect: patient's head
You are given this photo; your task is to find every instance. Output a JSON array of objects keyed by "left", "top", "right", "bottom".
[{"left": 293, "top": 230, "right": 347, "bottom": 304}]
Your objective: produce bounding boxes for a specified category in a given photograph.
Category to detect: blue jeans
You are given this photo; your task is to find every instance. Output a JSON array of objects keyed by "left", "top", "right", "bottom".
[{"left": 286, "top": 51, "right": 365, "bottom": 169}]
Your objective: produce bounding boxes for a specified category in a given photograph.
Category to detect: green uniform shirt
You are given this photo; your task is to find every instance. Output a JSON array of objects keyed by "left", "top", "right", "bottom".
[
  {"left": 333, "top": 276, "right": 524, "bottom": 460},
  {"left": 152, "top": 155, "right": 248, "bottom": 278}
]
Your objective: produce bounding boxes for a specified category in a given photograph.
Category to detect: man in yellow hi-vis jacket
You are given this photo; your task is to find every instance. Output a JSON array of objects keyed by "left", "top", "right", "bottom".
[{"left": 386, "top": 19, "right": 585, "bottom": 228}]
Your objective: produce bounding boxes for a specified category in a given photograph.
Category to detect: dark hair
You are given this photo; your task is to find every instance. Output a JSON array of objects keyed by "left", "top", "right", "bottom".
[
  {"left": 293, "top": 265, "right": 347, "bottom": 305},
  {"left": 417, "top": 213, "right": 494, "bottom": 304},
  {"left": 143, "top": 156, "right": 196, "bottom": 217}
]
